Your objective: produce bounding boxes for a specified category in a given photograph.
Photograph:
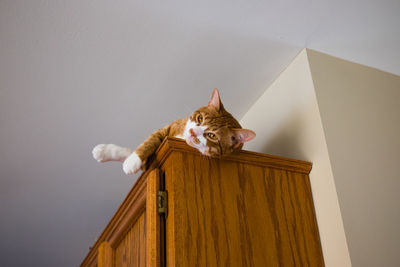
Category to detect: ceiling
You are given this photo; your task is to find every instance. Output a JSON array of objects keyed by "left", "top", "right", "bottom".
[{"left": 0, "top": 0, "right": 399, "bottom": 266}]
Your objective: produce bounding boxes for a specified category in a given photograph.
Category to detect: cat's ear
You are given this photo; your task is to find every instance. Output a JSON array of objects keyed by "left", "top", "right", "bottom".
[
  {"left": 208, "top": 88, "right": 224, "bottom": 111},
  {"left": 232, "top": 129, "right": 256, "bottom": 147}
]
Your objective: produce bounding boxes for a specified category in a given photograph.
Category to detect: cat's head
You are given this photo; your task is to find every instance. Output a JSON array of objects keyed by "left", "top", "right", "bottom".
[{"left": 183, "top": 89, "right": 255, "bottom": 157}]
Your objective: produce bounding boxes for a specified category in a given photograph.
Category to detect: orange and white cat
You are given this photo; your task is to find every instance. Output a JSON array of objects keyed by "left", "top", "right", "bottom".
[{"left": 92, "top": 89, "right": 255, "bottom": 175}]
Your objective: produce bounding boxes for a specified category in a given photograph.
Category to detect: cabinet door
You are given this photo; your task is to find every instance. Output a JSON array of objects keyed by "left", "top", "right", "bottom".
[
  {"left": 165, "top": 152, "right": 324, "bottom": 267},
  {"left": 95, "top": 169, "right": 162, "bottom": 267},
  {"left": 146, "top": 168, "right": 163, "bottom": 267},
  {"left": 114, "top": 212, "right": 146, "bottom": 267}
]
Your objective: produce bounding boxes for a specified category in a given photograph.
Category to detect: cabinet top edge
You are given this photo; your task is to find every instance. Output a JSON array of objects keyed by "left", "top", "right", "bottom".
[{"left": 155, "top": 137, "right": 312, "bottom": 174}]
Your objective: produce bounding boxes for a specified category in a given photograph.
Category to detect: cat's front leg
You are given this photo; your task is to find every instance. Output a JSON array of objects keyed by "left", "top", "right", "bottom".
[{"left": 123, "top": 126, "right": 170, "bottom": 175}]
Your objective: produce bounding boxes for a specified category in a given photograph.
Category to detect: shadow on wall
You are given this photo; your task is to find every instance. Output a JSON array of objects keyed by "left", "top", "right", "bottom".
[
  {"left": 263, "top": 117, "right": 306, "bottom": 160},
  {"left": 246, "top": 103, "right": 318, "bottom": 162}
]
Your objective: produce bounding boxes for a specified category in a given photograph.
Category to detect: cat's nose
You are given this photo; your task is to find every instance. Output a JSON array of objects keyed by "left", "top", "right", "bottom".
[{"left": 189, "top": 128, "right": 197, "bottom": 137}]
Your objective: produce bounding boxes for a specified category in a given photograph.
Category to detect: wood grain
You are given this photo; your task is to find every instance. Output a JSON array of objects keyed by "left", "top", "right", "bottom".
[
  {"left": 165, "top": 151, "right": 324, "bottom": 267},
  {"left": 163, "top": 156, "right": 177, "bottom": 267},
  {"left": 98, "top": 242, "right": 113, "bottom": 267},
  {"left": 115, "top": 212, "right": 146, "bottom": 267},
  {"left": 146, "top": 169, "right": 161, "bottom": 267}
]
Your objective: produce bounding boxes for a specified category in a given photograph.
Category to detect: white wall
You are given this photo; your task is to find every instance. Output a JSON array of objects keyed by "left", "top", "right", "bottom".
[
  {"left": 308, "top": 50, "right": 400, "bottom": 267},
  {"left": 240, "top": 49, "right": 352, "bottom": 267}
]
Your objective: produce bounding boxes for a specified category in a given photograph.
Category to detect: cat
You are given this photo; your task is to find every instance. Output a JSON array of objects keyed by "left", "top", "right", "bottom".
[{"left": 92, "top": 89, "right": 255, "bottom": 175}]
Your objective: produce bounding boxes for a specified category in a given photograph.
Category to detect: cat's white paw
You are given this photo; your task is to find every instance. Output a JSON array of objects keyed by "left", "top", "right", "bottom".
[
  {"left": 92, "top": 144, "right": 108, "bottom": 162},
  {"left": 123, "top": 152, "right": 143, "bottom": 175}
]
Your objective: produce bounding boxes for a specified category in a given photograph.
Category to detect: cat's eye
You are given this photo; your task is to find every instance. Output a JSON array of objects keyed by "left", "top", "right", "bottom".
[
  {"left": 197, "top": 114, "right": 203, "bottom": 124},
  {"left": 207, "top": 132, "right": 217, "bottom": 140}
]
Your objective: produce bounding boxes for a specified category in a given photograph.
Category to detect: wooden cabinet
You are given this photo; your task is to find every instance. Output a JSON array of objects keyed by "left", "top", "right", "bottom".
[{"left": 81, "top": 137, "right": 324, "bottom": 267}]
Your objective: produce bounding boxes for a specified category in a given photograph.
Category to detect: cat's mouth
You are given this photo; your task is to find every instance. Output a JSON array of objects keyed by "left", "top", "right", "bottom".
[{"left": 192, "top": 136, "right": 201, "bottom": 145}]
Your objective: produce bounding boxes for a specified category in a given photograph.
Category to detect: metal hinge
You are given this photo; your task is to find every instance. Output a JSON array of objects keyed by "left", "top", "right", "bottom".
[{"left": 157, "top": 190, "right": 168, "bottom": 218}]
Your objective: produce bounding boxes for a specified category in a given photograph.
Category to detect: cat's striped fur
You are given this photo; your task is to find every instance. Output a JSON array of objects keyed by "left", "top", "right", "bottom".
[{"left": 92, "top": 89, "right": 255, "bottom": 175}]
